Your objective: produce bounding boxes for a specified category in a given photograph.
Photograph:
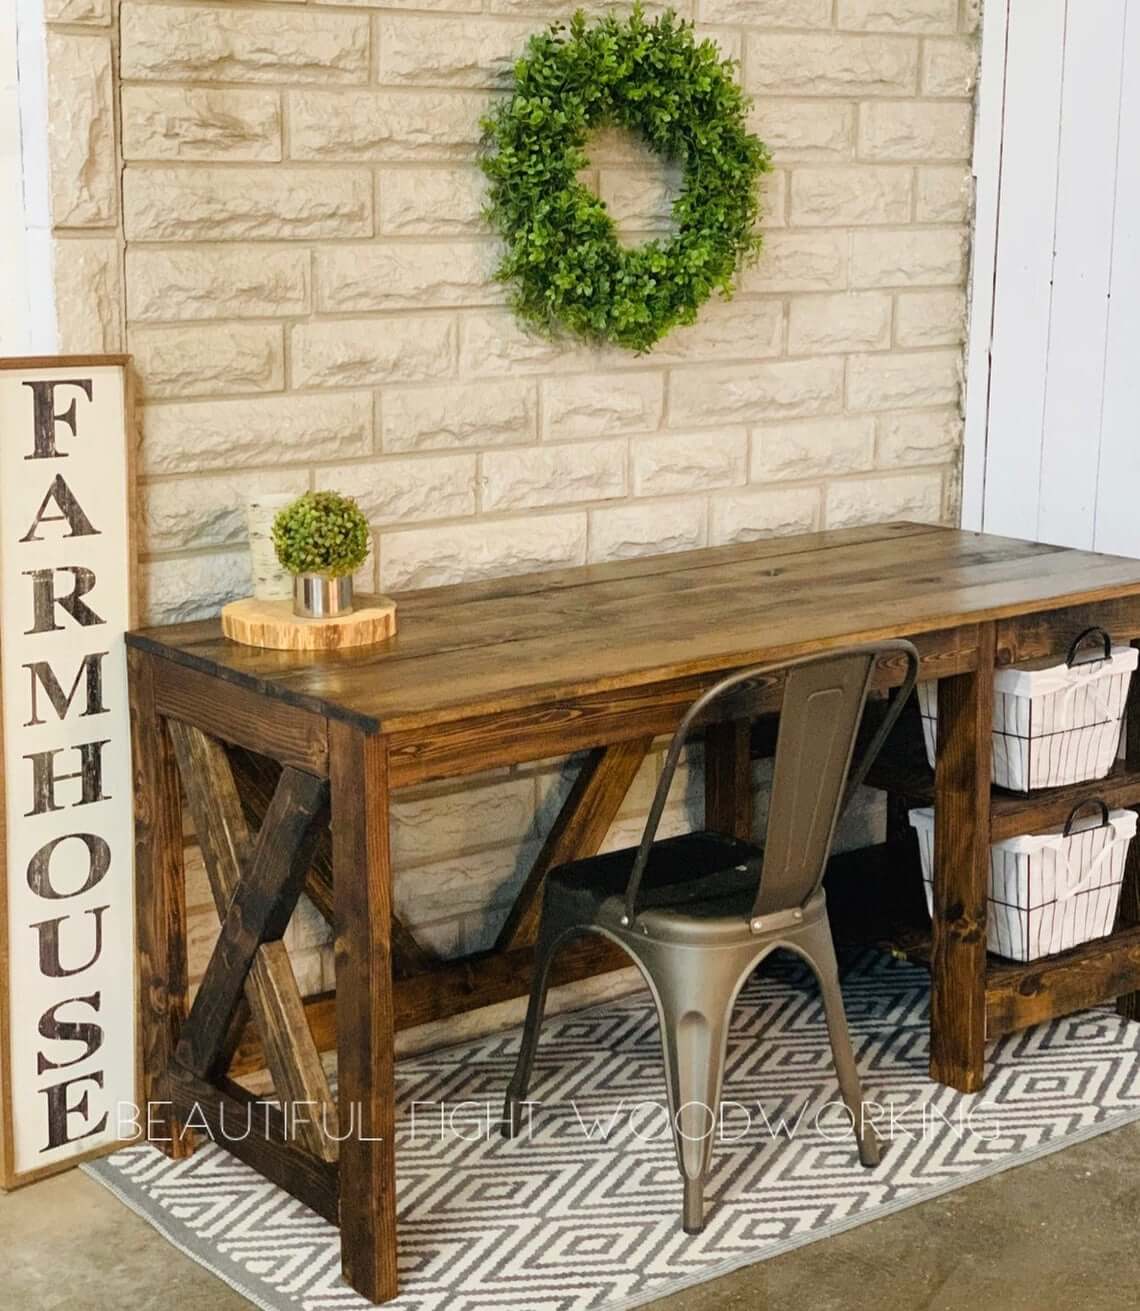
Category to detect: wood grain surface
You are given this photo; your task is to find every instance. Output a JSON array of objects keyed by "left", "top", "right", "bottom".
[
  {"left": 128, "top": 524, "right": 1140, "bottom": 736},
  {"left": 222, "top": 595, "right": 397, "bottom": 652}
]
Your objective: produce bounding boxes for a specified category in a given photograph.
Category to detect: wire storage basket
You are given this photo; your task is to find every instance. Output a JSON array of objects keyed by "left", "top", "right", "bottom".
[
  {"left": 909, "top": 800, "right": 1137, "bottom": 962},
  {"left": 918, "top": 627, "right": 1137, "bottom": 792}
]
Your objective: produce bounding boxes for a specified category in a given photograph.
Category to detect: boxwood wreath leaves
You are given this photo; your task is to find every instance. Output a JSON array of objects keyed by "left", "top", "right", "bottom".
[{"left": 480, "top": 5, "right": 770, "bottom": 353}]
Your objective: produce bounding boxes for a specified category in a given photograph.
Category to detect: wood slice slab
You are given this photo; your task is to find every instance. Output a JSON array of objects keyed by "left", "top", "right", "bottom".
[{"left": 222, "top": 595, "right": 398, "bottom": 651}]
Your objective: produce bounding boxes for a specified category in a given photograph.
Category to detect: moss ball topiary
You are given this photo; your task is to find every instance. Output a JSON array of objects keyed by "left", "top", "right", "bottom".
[{"left": 271, "top": 491, "right": 371, "bottom": 580}]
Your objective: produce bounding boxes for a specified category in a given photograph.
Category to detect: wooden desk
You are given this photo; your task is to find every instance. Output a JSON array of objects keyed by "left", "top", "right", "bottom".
[{"left": 126, "top": 521, "right": 1140, "bottom": 1303}]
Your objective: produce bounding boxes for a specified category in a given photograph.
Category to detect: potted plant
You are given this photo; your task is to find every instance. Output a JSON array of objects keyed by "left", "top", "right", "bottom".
[{"left": 271, "top": 490, "right": 371, "bottom": 619}]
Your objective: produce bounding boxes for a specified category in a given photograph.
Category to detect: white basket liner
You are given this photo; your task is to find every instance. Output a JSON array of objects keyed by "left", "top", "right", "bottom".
[
  {"left": 909, "top": 806, "right": 1137, "bottom": 962},
  {"left": 918, "top": 644, "right": 1137, "bottom": 791}
]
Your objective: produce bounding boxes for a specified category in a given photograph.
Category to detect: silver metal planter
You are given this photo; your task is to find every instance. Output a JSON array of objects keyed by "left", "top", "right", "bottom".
[{"left": 293, "top": 572, "right": 354, "bottom": 619}]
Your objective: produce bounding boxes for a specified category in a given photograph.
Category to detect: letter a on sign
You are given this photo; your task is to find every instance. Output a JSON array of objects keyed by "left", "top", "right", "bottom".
[{"left": 0, "top": 357, "right": 136, "bottom": 1187}]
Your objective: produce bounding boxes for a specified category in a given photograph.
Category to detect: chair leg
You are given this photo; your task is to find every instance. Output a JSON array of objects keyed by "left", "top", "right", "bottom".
[
  {"left": 797, "top": 920, "right": 880, "bottom": 1168},
  {"left": 661, "top": 999, "right": 727, "bottom": 1234},
  {"left": 644, "top": 945, "right": 749, "bottom": 1235},
  {"left": 502, "top": 915, "right": 563, "bottom": 1139}
]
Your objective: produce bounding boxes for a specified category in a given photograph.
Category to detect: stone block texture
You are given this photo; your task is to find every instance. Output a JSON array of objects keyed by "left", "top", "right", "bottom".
[{"left": 47, "top": 0, "right": 977, "bottom": 1030}]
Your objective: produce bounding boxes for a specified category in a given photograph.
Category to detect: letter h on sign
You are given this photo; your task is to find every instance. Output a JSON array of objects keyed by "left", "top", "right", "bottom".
[{"left": 0, "top": 357, "right": 136, "bottom": 1188}]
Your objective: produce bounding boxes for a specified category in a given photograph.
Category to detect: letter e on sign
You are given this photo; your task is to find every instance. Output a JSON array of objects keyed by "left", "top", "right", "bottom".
[{"left": 0, "top": 357, "right": 135, "bottom": 1187}]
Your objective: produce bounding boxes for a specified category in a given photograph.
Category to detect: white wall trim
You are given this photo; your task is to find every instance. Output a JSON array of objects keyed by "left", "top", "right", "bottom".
[
  {"left": 1, "top": 0, "right": 56, "bottom": 355},
  {"left": 960, "top": 0, "right": 1011, "bottom": 531},
  {"left": 0, "top": 7, "right": 32, "bottom": 353}
]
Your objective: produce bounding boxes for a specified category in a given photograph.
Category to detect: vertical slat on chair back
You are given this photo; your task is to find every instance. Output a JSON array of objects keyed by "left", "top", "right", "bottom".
[
  {"left": 621, "top": 641, "right": 918, "bottom": 928},
  {"left": 751, "top": 651, "right": 875, "bottom": 917}
]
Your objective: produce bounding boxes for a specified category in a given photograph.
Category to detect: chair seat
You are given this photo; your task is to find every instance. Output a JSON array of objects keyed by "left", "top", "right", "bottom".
[{"left": 546, "top": 831, "right": 765, "bottom": 943}]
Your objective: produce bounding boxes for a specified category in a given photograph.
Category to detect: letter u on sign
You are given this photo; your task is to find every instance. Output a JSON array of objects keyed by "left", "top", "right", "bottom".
[{"left": 0, "top": 357, "right": 136, "bottom": 1187}]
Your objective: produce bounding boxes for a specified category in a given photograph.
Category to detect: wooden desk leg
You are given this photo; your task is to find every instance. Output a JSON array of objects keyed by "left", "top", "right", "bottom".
[
  {"left": 127, "top": 648, "right": 194, "bottom": 1159},
  {"left": 929, "top": 624, "right": 994, "bottom": 1092},
  {"left": 330, "top": 720, "right": 398, "bottom": 1304},
  {"left": 1117, "top": 640, "right": 1140, "bottom": 1021},
  {"left": 705, "top": 720, "right": 753, "bottom": 841}
]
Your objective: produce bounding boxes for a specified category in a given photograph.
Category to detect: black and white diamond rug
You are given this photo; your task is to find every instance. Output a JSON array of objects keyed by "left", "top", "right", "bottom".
[{"left": 86, "top": 952, "right": 1140, "bottom": 1311}]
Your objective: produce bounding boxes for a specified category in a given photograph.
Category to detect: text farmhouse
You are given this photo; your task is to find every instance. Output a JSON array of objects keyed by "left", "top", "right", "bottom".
[{"left": 1, "top": 362, "right": 134, "bottom": 1183}]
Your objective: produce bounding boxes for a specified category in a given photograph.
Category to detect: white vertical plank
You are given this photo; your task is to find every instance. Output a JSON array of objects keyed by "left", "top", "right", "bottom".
[
  {"left": 960, "top": 0, "right": 1010, "bottom": 531},
  {"left": 0, "top": 0, "right": 55, "bottom": 354},
  {"left": 1094, "top": 0, "right": 1140, "bottom": 558},
  {"left": 983, "top": 0, "right": 1067, "bottom": 541},
  {"left": 1037, "top": 0, "right": 1128, "bottom": 548},
  {"left": 13, "top": 0, "right": 56, "bottom": 353},
  {"left": 0, "top": 10, "right": 32, "bottom": 353}
]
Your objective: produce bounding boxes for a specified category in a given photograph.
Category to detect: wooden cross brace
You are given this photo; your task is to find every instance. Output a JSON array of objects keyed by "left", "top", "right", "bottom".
[
  {"left": 225, "top": 745, "right": 435, "bottom": 980},
  {"left": 167, "top": 721, "right": 340, "bottom": 1162}
]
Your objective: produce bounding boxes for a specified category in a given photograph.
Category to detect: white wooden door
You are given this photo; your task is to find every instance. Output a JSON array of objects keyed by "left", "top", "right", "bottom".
[{"left": 966, "top": 0, "right": 1140, "bottom": 555}]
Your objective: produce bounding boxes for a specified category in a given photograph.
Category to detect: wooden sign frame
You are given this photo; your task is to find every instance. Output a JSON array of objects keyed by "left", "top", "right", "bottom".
[{"left": 0, "top": 355, "right": 137, "bottom": 1189}]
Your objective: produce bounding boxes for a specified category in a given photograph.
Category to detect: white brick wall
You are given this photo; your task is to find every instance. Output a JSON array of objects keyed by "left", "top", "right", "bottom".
[{"left": 42, "top": 0, "right": 977, "bottom": 1025}]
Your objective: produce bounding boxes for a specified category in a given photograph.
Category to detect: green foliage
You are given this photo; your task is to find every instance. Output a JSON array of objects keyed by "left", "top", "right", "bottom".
[
  {"left": 480, "top": 4, "right": 770, "bottom": 353},
  {"left": 272, "top": 491, "right": 371, "bottom": 579}
]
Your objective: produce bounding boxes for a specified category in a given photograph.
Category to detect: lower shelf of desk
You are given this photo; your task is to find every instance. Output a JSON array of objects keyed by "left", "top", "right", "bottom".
[
  {"left": 867, "top": 756, "right": 1140, "bottom": 842},
  {"left": 827, "top": 843, "right": 1140, "bottom": 1040},
  {"left": 854, "top": 699, "right": 1140, "bottom": 841}
]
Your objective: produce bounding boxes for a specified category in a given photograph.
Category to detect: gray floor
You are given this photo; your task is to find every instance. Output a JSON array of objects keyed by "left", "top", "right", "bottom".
[{"left": 4, "top": 1124, "right": 1137, "bottom": 1310}]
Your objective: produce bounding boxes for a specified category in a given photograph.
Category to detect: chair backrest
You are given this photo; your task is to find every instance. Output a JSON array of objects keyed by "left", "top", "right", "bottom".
[{"left": 622, "top": 641, "right": 920, "bottom": 926}]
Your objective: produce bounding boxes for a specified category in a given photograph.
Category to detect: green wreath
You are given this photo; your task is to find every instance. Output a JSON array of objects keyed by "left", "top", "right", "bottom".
[{"left": 480, "top": 6, "right": 770, "bottom": 353}]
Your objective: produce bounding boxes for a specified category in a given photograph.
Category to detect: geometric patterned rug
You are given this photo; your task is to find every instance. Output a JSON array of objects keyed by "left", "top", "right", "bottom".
[{"left": 85, "top": 951, "right": 1140, "bottom": 1311}]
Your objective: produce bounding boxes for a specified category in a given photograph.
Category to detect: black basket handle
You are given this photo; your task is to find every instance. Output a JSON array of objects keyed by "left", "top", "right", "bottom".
[
  {"left": 1067, "top": 626, "right": 1112, "bottom": 667},
  {"left": 1063, "top": 798, "right": 1110, "bottom": 836}
]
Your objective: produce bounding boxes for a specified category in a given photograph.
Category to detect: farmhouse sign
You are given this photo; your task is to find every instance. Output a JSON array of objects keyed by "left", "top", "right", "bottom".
[{"left": 0, "top": 357, "right": 135, "bottom": 1187}]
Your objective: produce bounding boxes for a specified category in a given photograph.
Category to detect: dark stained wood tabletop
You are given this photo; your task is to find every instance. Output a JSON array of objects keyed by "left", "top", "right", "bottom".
[{"left": 127, "top": 522, "right": 1140, "bottom": 735}]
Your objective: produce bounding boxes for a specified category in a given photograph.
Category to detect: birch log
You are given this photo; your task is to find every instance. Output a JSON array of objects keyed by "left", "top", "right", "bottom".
[{"left": 247, "top": 493, "right": 294, "bottom": 601}]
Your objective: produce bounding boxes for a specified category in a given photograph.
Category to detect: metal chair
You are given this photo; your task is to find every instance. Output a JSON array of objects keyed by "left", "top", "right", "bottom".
[{"left": 501, "top": 641, "right": 920, "bottom": 1233}]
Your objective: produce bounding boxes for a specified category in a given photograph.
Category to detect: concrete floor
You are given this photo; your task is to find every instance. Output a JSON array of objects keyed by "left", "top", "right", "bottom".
[{"left": 3, "top": 1123, "right": 1138, "bottom": 1311}]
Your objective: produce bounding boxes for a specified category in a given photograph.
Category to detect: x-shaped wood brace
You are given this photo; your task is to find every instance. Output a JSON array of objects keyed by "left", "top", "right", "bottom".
[{"left": 167, "top": 721, "right": 339, "bottom": 1162}]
